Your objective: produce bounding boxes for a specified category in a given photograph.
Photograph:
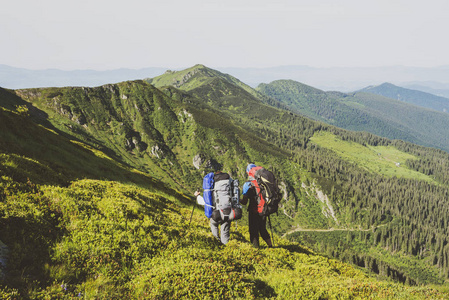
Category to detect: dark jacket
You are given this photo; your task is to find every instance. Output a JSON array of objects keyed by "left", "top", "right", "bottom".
[{"left": 241, "top": 184, "right": 258, "bottom": 214}]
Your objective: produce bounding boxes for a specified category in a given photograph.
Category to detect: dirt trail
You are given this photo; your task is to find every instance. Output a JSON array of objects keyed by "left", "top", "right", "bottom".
[{"left": 282, "top": 226, "right": 377, "bottom": 238}]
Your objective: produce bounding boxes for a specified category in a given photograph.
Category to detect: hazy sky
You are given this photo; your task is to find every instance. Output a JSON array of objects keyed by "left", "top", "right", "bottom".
[{"left": 2, "top": 0, "right": 449, "bottom": 70}]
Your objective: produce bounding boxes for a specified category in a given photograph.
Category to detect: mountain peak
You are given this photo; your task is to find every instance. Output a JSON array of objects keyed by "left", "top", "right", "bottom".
[
  {"left": 378, "top": 82, "right": 397, "bottom": 88},
  {"left": 147, "top": 64, "right": 223, "bottom": 90},
  {"left": 360, "top": 82, "right": 397, "bottom": 92},
  {"left": 191, "top": 63, "right": 207, "bottom": 69},
  {"left": 257, "top": 79, "right": 326, "bottom": 97},
  {"left": 146, "top": 64, "right": 264, "bottom": 100}
]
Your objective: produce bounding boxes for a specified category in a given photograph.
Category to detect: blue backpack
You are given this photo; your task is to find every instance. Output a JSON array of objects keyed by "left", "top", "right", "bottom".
[
  {"left": 202, "top": 172, "right": 242, "bottom": 221},
  {"left": 202, "top": 172, "right": 215, "bottom": 218}
]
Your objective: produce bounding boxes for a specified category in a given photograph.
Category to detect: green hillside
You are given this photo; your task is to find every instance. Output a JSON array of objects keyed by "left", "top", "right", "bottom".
[
  {"left": 0, "top": 99, "right": 447, "bottom": 299},
  {"left": 3, "top": 64, "right": 449, "bottom": 297},
  {"left": 145, "top": 66, "right": 449, "bottom": 285},
  {"left": 310, "top": 131, "right": 435, "bottom": 183},
  {"left": 359, "top": 82, "right": 449, "bottom": 113},
  {"left": 257, "top": 79, "right": 449, "bottom": 152},
  {"left": 256, "top": 80, "right": 332, "bottom": 121}
]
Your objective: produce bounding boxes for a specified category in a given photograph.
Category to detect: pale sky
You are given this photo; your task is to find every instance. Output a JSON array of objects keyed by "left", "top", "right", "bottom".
[{"left": 2, "top": 0, "right": 449, "bottom": 70}]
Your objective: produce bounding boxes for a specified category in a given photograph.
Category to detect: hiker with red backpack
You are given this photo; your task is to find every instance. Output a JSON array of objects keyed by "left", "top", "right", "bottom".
[
  {"left": 240, "top": 163, "right": 281, "bottom": 248},
  {"left": 194, "top": 170, "right": 242, "bottom": 245}
]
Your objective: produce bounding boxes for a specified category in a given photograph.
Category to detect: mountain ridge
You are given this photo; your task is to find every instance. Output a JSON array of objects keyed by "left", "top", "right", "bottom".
[
  {"left": 359, "top": 82, "right": 449, "bottom": 113},
  {"left": 5, "top": 63, "right": 449, "bottom": 93},
  {"left": 147, "top": 64, "right": 288, "bottom": 110}
]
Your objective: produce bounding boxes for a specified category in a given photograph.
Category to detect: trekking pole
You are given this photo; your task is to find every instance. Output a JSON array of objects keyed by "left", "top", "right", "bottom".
[
  {"left": 189, "top": 189, "right": 199, "bottom": 226},
  {"left": 268, "top": 215, "right": 275, "bottom": 247},
  {"left": 188, "top": 203, "right": 195, "bottom": 226}
]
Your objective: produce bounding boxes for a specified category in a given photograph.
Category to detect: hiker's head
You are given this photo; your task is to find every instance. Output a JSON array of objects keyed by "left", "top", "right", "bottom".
[{"left": 246, "top": 163, "right": 256, "bottom": 174}]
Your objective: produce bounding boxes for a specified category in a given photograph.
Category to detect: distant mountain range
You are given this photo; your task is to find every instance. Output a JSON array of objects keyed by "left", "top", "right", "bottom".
[
  {"left": 0, "top": 64, "right": 167, "bottom": 89},
  {"left": 396, "top": 83, "right": 449, "bottom": 100},
  {"left": 359, "top": 83, "right": 449, "bottom": 113},
  {"left": 218, "top": 65, "right": 449, "bottom": 92},
  {"left": 3, "top": 64, "right": 449, "bottom": 93},
  {"left": 257, "top": 80, "right": 449, "bottom": 152}
]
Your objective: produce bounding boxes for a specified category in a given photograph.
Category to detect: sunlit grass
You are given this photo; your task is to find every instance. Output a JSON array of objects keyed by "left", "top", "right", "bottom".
[{"left": 310, "top": 131, "right": 436, "bottom": 183}]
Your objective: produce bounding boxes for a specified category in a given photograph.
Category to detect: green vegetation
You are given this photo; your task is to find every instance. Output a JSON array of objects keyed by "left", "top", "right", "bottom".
[
  {"left": 310, "top": 131, "right": 435, "bottom": 183},
  {"left": 3, "top": 64, "right": 449, "bottom": 297},
  {"left": 147, "top": 64, "right": 256, "bottom": 96},
  {"left": 257, "top": 80, "right": 331, "bottom": 121},
  {"left": 257, "top": 79, "right": 449, "bottom": 153},
  {"left": 0, "top": 151, "right": 447, "bottom": 298},
  {"left": 148, "top": 65, "right": 286, "bottom": 109}
]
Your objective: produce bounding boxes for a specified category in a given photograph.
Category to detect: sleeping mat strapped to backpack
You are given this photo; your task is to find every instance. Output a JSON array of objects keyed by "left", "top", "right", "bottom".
[{"left": 202, "top": 172, "right": 215, "bottom": 218}]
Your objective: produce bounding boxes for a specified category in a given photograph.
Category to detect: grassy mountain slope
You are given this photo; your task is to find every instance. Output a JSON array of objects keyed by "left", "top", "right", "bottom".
[
  {"left": 6, "top": 76, "right": 322, "bottom": 235},
  {"left": 359, "top": 82, "right": 449, "bottom": 113},
  {"left": 146, "top": 66, "right": 449, "bottom": 285},
  {"left": 0, "top": 103, "right": 446, "bottom": 299},
  {"left": 310, "top": 131, "right": 434, "bottom": 183},
  {"left": 4, "top": 65, "right": 449, "bottom": 295},
  {"left": 0, "top": 104, "right": 447, "bottom": 299},
  {"left": 12, "top": 80, "right": 255, "bottom": 191},
  {"left": 3, "top": 76, "right": 323, "bottom": 232},
  {"left": 256, "top": 80, "right": 332, "bottom": 121},
  {"left": 257, "top": 79, "right": 449, "bottom": 152}
]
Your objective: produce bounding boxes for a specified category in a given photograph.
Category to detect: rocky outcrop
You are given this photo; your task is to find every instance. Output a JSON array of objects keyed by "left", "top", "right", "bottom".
[
  {"left": 178, "top": 109, "right": 193, "bottom": 123},
  {"left": 124, "top": 131, "right": 148, "bottom": 152},
  {"left": 279, "top": 182, "right": 294, "bottom": 219},
  {"left": 193, "top": 154, "right": 221, "bottom": 171},
  {"left": 173, "top": 68, "right": 201, "bottom": 88},
  {"left": 302, "top": 182, "right": 338, "bottom": 223},
  {"left": 150, "top": 145, "right": 164, "bottom": 158},
  {"left": 315, "top": 189, "right": 337, "bottom": 222}
]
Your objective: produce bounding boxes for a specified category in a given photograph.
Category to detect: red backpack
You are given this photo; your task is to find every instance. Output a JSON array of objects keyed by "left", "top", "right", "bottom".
[{"left": 248, "top": 166, "right": 281, "bottom": 216}]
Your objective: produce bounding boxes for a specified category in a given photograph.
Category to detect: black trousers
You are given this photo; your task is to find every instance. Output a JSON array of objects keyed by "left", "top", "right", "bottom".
[{"left": 248, "top": 211, "right": 270, "bottom": 248}]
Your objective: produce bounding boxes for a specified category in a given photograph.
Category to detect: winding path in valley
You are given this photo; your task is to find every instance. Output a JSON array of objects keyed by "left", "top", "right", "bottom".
[{"left": 282, "top": 225, "right": 382, "bottom": 238}]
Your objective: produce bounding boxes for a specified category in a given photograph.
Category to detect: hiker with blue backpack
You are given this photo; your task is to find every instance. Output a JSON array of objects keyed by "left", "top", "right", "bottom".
[
  {"left": 194, "top": 171, "right": 242, "bottom": 245},
  {"left": 240, "top": 163, "right": 282, "bottom": 248}
]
